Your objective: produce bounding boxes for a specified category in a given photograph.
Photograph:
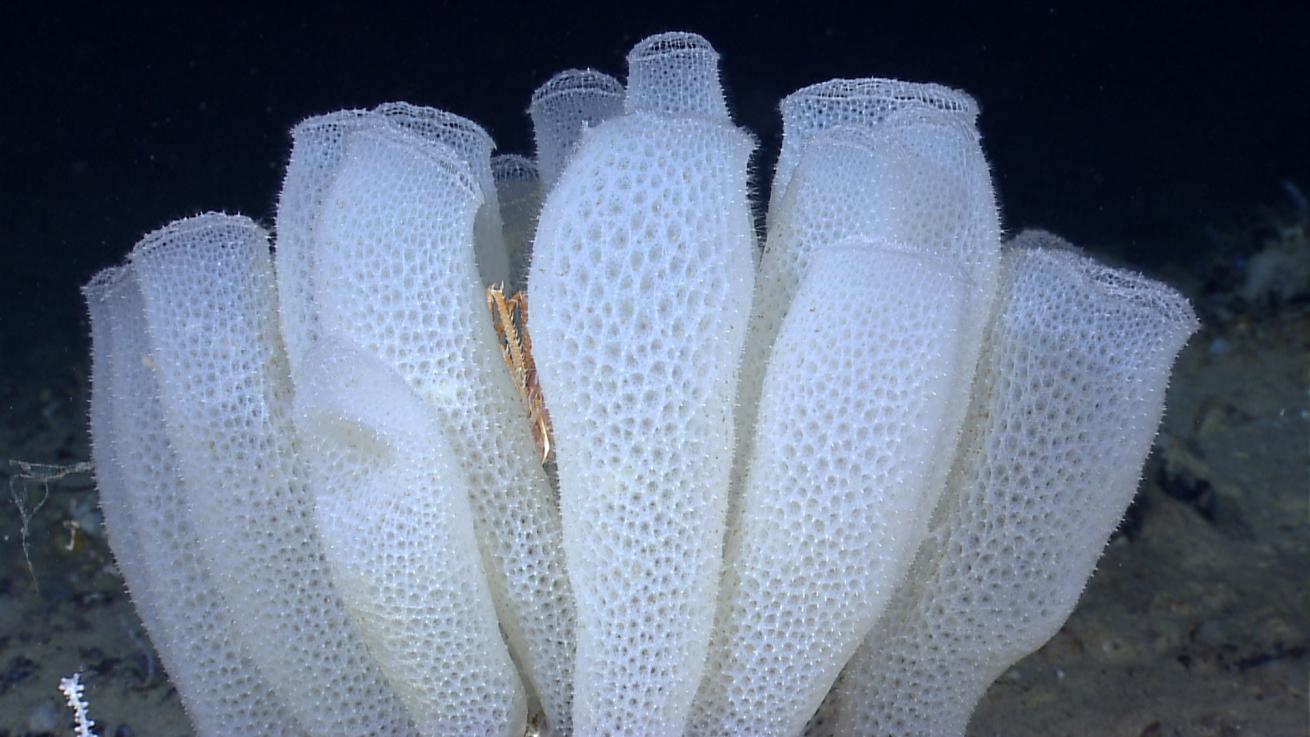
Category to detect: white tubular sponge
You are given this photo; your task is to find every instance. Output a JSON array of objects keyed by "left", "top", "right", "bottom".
[
  {"left": 731, "top": 114, "right": 999, "bottom": 547},
  {"left": 834, "top": 239, "right": 1199, "bottom": 737},
  {"left": 529, "top": 86, "right": 755, "bottom": 736},
  {"left": 127, "top": 213, "right": 418, "bottom": 736},
  {"left": 492, "top": 154, "right": 543, "bottom": 292},
  {"left": 375, "top": 102, "right": 510, "bottom": 288},
  {"left": 529, "top": 69, "right": 624, "bottom": 192},
  {"left": 624, "top": 31, "right": 730, "bottom": 120},
  {"left": 294, "top": 338, "right": 526, "bottom": 737},
  {"left": 275, "top": 109, "right": 374, "bottom": 375},
  {"left": 311, "top": 124, "right": 576, "bottom": 735},
  {"left": 769, "top": 77, "right": 979, "bottom": 222},
  {"left": 277, "top": 105, "right": 509, "bottom": 377},
  {"left": 687, "top": 242, "right": 970, "bottom": 737},
  {"left": 85, "top": 267, "right": 307, "bottom": 737}
]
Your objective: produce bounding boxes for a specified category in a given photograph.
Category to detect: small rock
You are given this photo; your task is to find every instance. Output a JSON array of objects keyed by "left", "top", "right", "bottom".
[
  {"left": 27, "top": 698, "right": 59, "bottom": 731},
  {"left": 1193, "top": 618, "right": 1229, "bottom": 648}
]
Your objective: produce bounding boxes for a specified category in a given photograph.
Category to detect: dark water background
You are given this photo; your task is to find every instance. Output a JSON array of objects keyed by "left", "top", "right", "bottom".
[{"left": 4, "top": 5, "right": 1308, "bottom": 343}]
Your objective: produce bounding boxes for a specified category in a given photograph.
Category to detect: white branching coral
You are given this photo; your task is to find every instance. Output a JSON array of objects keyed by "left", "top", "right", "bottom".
[
  {"left": 83, "top": 31, "right": 1195, "bottom": 737},
  {"left": 58, "top": 672, "right": 97, "bottom": 737}
]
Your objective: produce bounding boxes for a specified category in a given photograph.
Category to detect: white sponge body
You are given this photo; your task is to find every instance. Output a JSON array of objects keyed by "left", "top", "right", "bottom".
[
  {"left": 732, "top": 114, "right": 999, "bottom": 542},
  {"left": 623, "top": 32, "right": 730, "bottom": 120},
  {"left": 834, "top": 242, "right": 1199, "bottom": 737},
  {"left": 277, "top": 104, "right": 510, "bottom": 375},
  {"left": 311, "top": 125, "right": 577, "bottom": 734},
  {"left": 688, "top": 243, "right": 970, "bottom": 737},
  {"left": 374, "top": 102, "right": 510, "bottom": 287},
  {"left": 86, "top": 267, "right": 307, "bottom": 737},
  {"left": 769, "top": 78, "right": 979, "bottom": 223},
  {"left": 492, "top": 153, "right": 544, "bottom": 292},
  {"left": 80, "top": 32, "right": 1203, "bottom": 737},
  {"left": 529, "top": 69, "right": 625, "bottom": 191},
  {"left": 529, "top": 109, "right": 755, "bottom": 735},
  {"left": 275, "top": 109, "right": 374, "bottom": 375},
  {"left": 294, "top": 338, "right": 526, "bottom": 737},
  {"left": 127, "top": 214, "right": 418, "bottom": 736}
]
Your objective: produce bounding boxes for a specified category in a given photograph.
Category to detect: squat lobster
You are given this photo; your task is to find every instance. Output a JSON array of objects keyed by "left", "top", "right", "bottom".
[{"left": 486, "top": 284, "right": 554, "bottom": 464}]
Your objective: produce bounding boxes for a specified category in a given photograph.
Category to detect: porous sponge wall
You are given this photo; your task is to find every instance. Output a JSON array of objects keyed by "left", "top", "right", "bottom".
[
  {"left": 688, "top": 243, "right": 969, "bottom": 737},
  {"left": 86, "top": 268, "right": 306, "bottom": 736},
  {"left": 276, "top": 108, "right": 374, "bottom": 376},
  {"left": 310, "top": 123, "right": 576, "bottom": 734},
  {"left": 744, "top": 122, "right": 970, "bottom": 405},
  {"left": 769, "top": 77, "right": 980, "bottom": 225},
  {"left": 834, "top": 241, "right": 1199, "bottom": 737},
  {"left": 623, "top": 32, "right": 729, "bottom": 120},
  {"left": 126, "top": 214, "right": 418, "bottom": 736},
  {"left": 375, "top": 102, "right": 510, "bottom": 287},
  {"left": 732, "top": 101, "right": 998, "bottom": 550},
  {"left": 529, "top": 69, "right": 624, "bottom": 191},
  {"left": 295, "top": 339, "right": 525, "bottom": 737},
  {"left": 529, "top": 109, "right": 755, "bottom": 735}
]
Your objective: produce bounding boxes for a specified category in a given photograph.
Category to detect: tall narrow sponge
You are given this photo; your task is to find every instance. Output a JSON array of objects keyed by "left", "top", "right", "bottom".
[
  {"left": 687, "top": 242, "right": 970, "bottom": 737},
  {"left": 731, "top": 114, "right": 999, "bottom": 550},
  {"left": 310, "top": 124, "right": 576, "bottom": 735},
  {"left": 495, "top": 155, "right": 547, "bottom": 294},
  {"left": 127, "top": 213, "right": 418, "bottom": 737},
  {"left": 529, "top": 74, "right": 756, "bottom": 737},
  {"left": 85, "top": 267, "right": 307, "bottom": 737},
  {"left": 492, "top": 154, "right": 544, "bottom": 293},
  {"left": 294, "top": 337, "right": 527, "bottom": 737},
  {"left": 834, "top": 238, "right": 1199, "bottom": 737}
]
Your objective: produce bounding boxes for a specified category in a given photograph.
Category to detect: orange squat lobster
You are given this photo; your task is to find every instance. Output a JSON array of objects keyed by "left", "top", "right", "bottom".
[{"left": 486, "top": 284, "right": 554, "bottom": 464}]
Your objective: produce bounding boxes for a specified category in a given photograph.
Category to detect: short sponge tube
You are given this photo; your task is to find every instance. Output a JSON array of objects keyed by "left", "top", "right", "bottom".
[
  {"left": 769, "top": 77, "right": 979, "bottom": 225},
  {"left": 529, "top": 69, "right": 624, "bottom": 192},
  {"left": 625, "top": 31, "right": 730, "bottom": 120}
]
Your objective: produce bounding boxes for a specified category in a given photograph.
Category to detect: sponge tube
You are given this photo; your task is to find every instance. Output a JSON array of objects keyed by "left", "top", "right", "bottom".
[
  {"left": 310, "top": 124, "right": 577, "bottom": 735},
  {"left": 85, "top": 266, "right": 306, "bottom": 737},
  {"left": 127, "top": 213, "right": 418, "bottom": 737},
  {"left": 529, "top": 69, "right": 624, "bottom": 191},
  {"left": 688, "top": 242, "right": 970, "bottom": 736},
  {"left": 294, "top": 337, "right": 526, "bottom": 737},
  {"left": 529, "top": 108, "right": 755, "bottom": 735},
  {"left": 834, "top": 239, "right": 1199, "bottom": 737}
]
